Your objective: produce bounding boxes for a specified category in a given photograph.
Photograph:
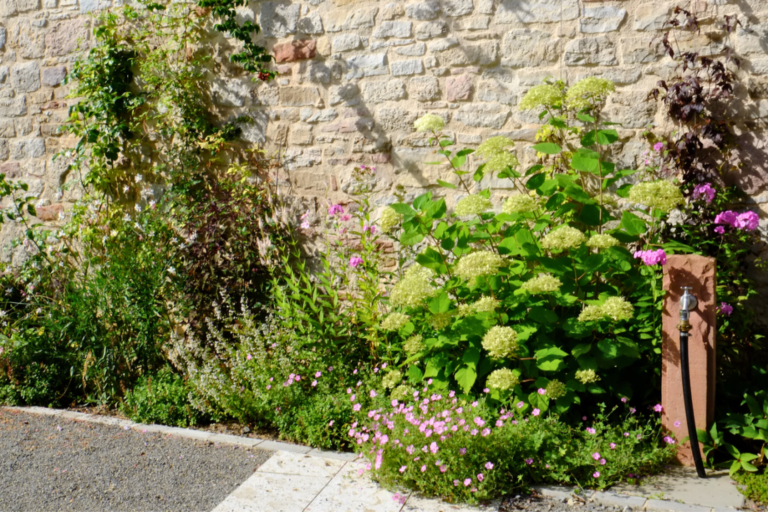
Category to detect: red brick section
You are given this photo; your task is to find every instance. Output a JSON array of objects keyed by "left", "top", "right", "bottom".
[
  {"left": 661, "top": 254, "right": 717, "bottom": 466},
  {"left": 36, "top": 203, "right": 66, "bottom": 221},
  {"left": 273, "top": 40, "right": 316, "bottom": 63}
]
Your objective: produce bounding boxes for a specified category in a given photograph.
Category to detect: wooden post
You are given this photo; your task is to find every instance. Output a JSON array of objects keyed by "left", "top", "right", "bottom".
[{"left": 661, "top": 255, "right": 717, "bottom": 466}]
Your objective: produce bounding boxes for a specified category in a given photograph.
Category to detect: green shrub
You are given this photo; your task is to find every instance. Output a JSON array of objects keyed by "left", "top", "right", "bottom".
[
  {"left": 734, "top": 471, "right": 768, "bottom": 505},
  {"left": 121, "top": 367, "right": 203, "bottom": 428}
]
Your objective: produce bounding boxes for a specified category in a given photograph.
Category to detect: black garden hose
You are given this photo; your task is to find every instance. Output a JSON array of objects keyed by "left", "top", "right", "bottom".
[{"left": 680, "top": 329, "right": 707, "bottom": 478}]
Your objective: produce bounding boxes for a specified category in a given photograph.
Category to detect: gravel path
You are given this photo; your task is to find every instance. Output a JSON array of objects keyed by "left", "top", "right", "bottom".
[
  {"left": 500, "top": 492, "right": 631, "bottom": 512},
  {"left": 0, "top": 409, "right": 271, "bottom": 512}
]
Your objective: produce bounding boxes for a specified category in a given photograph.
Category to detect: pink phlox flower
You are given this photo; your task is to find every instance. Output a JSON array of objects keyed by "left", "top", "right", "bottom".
[
  {"left": 485, "top": 462, "right": 494, "bottom": 470},
  {"left": 349, "top": 256, "right": 364, "bottom": 268},
  {"left": 692, "top": 183, "right": 716, "bottom": 203},
  {"left": 328, "top": 204, "right": 344, "bottom": 216},
  {"left": 634, "top": 249, "right": 667, "bottom": 266},
  {"left": 653, "top": 142, "right": 664, "bottom": 152},
  {"left": 714, "top": 226, "right": 725, "bottom": 234},
  {"left": 363, "top": 224, "right": 377, "bottom": 234},
  {"left": 714, "top": 210, "right": 739, "bottom": 228},
  {"left": 736, "top": 211, "right": 759, "bottom": 231},
  {"left": 592, "top": 452, "right": 601, "bottom": 461},
  {"left": 654, "top": 404, "right": 663, "bottom": 412},
  {"left": 719, "top": 302, "right": 733, "bottom": 316},
  {"left": 532, "top": 409, "right": 541, "bottom": 417}
]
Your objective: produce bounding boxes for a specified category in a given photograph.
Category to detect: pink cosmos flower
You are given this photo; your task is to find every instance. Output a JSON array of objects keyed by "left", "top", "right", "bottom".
[
  {"left": 349, "top": 256, "right": 364, "bottom": 268},
  {"left": 654, "top": 404, "right": 663, "bottom": 413},
  {"left": 719, "top": 302, "right": 733, "bottom": 316},
  {"left": 592, "top": 452, "right": 601, "bottom": 460},
  {"left": 653, "top": 142, "right": 664, "bottom": 152},
  {"left": 328, "top": 204, "right": 344, "bottom": 216},
  {"left": 532, "top": 409, "right": 540, "bottom": 417},
  {"left": 692, "top": 183, "right": 716, "bottom": 203},
  {"left": 634, "top": 249, "right": 667, "bottom": 266},
  {"left": 477, "top": 473, "right": 484, "bottom": 482},
  {"left": 593, "top": 471, "right": 601, "bottom": 478}
]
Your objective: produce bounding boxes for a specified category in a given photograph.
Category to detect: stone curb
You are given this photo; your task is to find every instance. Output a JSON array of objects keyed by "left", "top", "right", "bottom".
[
  {"left": 533, "top": 485, "right": 738, "bottom": 512},
  {"left": 1, "top": 406, "right": 356, "bottom": 458}
]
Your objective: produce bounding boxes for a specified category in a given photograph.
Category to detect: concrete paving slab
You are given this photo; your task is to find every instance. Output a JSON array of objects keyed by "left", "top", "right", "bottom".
[
  {"left": 162, "top": 426, "right": 213, "bottom": 441},
  {"left": 256, "top": 440, "right": 312, "bottom": 453},
  {"left": 592, "top": 491, "right": 647, "bottom": 509},
  {"left": 645, "top": 498, "right": 712, "bottom": 512},
  {"left": 532, "top": 485, "right": 575, "bottom": 501},
  {"left": 208, "top": 433, "right": 264, "bottom": 447},
  {"left": 613, "top": 467, "right": 744, "bottom": 509},
  {"left": 213, "top": 472, "right": 330, "bottom": 512},
  {"left": 258, "top": 450, "right": 346, "bottom": 478},
  {"left": 304, "top": 460, "right": 405, "bottom": 512},
  {"left": 307, "top": 448, "right": 359, "bottom": 461}
]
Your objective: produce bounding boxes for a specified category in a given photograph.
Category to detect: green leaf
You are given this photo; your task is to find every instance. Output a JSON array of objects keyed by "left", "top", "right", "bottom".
[
  {"left": 572, "top": 343, "right": 592, "bottom": 358},
  {"left": 526, "top": 173, "right": 546, "bottom": 190},
  {"left": 408, "top": 365, "right": 424, "bottom": 384},
  {"left": 400, "top": 230, "right": 425, "bottom": 246},
  {"left": 696, "top": 428, "right": 713, "bottom": 444},
  {"left": 424, "top": 198, "right": 447, "bottom": 219},
  {"left": 596, "top": 339, "right": 618, "bottom": 358},
  {"left": 620, "top": 211, "right": 647, "bottom": 236},
  {"left": 570, "top": 150, "right": 600, "bottom": 174},
  {"left": 389, "top": 203, "right": 415, "bottom": 216},
  {"left": 597, "top": 129, "right": 619, "bottom": 145},
  {"left": 529, "top": 306, "right": 558, "bottom": 324},
  {"left": 413, "top": 192, "right": 432, "bottom": 210},
  {"left": 451, "top": 154, "right": 467, "bottom": 168},
  {"left": 730, "top": 460, "right": 741, "bottom": 477},
  {"left": 462, "top": 348, "right": 481, "bottom": 369},
  {"left": 563, "top": 185, "right": 594, "bottom": 204},
  {"left": 417, "top": 247, "right": 446, "bottom": 272},
  {"left": 577, "top": 254, "right": 605, "bottom": 274},
  {"left": 532, "top": 142, "right": 562, "bottom": 155},
  {"left": 577, "top": 113, "right": 596, "bottom": 123},
  {"left": 455, "top": 366, "right": 477, "bottom": 393},
  {"left": 536, "top": 346, "right": 569, "bottom": 372},
  {"left": 428, "top": 292, "right": 451, "bottom": 314},
  {"left": 436, "top": 179, "right": 457, "bottom": 190},
  {"left": 616, "top": 183, "right": 633, "bottom": 198},
  {"left": 425, "top": 353, "right": 449, "bottom": 378}
]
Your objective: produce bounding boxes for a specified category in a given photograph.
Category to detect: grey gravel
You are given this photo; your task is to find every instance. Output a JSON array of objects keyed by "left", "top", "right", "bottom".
[
  {"left": 0, "top": 409, "right": 271, "bottom": 512},
  {"left": 500, "top": 492, "right": 626, "bottom": 512}
]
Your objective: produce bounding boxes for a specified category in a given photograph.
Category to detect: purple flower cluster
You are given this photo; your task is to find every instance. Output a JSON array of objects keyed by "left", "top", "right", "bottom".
[
  {"left": 719, "top": 302, "right": 734, "bottom": 316},
  {"left": 714, "top": 210, "right": 759, "bottom": 234},
  {"left": 692, "top": 183, "right": 716, "bottom": 204},
  {"left": 328, "top": 204, "right": 345, "bottom": 216},
  {"left": 633, "top": 249, "right": 667, "bottom": 266}
]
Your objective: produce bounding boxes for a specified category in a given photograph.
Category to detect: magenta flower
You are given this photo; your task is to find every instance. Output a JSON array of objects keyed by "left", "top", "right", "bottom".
[
  {"left": 537, "top": 388, "right": 546, "bottom": 395},
  {"left": 459, "top": 448, "right": 467, "bottom": 455},
  {"left": 349, "top": 256, "right": 364, "bottom": 268},
  {"left": 532, "top": 408, "right": 540, "bottom": 417},
  {"left": 692, "top": 183, "right": 716, "bottom": 203},
  {"left": 328, "top": 204, "right": 344, "bottom": 216},
  {"left": 353, "top": 404, "right": 361, "bottom": 411},
  {"left": 714, "top": 226, "right": 725, "bottom": 234},
  {"left": 430, "top": 442, "right": 439, "bottom": 454},
  {"left": 654, "top": 404, "right": 663, "bottom": 413},
  {"left": 329, "top": 420, "right": 334, "bottom": 426},
  {"left": 719, "top": 302, "right": 733, "bottom": 316},
  {"left": 592, "top": 452, "right": 601, "bottom": 461},
  {"left": 339, "top": 214, "right": 352, "bottom": 222},
  {"left": 370, "top": 390, "right": 377, "bottom": 398},
  {"left": 516, "top": 401, "right": 524, "bottom": 409},
  {"left": 454, "top": 480, "right": 460, "bottom": 487},
  {"left": 586, "top": 427, "right": 596, "bottom": 434},
  {"left": 477, "top": 473, "right": 484, "bottom": 482},
  {"left": 621, "top": 397, "right": 628, "bottom": 403},
  {"left": 653, "top": 142, "right": 664, "bottom": 152},
  {"left": 634, "top": 249, "right": 667, "bottom": 266},
  {"left": 363, "top": 224, "right": 377, "bottom": 235},
  {"left": 600, "top": 458, "right": 606, "bottom": 465},
  {"left": 246, "top": 354, "right": 252, "bottom": 360},
  {"left": 735, "top": 211, "right": 759, "bottom": 231},
  {"left": 312, "top": 380, "right": 317, "bottom": 387},
  {"left": 663, "top": 436, "right": 676, "bottom": 444},
  {"left": 399, "top": 466, "right": 407, "bottom": 473},
  {"left": 610, "top": 443, "right": 616, "bottom": 449},
  {"left": 315, "top": 371, "right": 321, "bottom": 378},
  {"left": 593, "top": 471, "right": 601, "bottom": 478},
  {"left": 464, "top": 478, "right": 472, "bottom": 487},
  {"left": 630, "top": 407, "right": 636, "bottom": 414},
  {"left": 674, "top": 420, "right": 682, "bottom": 428},
  {"left": 481, "top": 428, "right": 491, "bottom": 436},
  {"left": 525, "top": 458, "right": 533, "bottom": 465},
  {"left": 485, "top": 462, "right": 494, "bottom": 470},
  {"left": 440, "top": 465, "right": 447, "bottom": 473},
  {"left": 421, "top": 465, "right": 427, "bottom": 473}
]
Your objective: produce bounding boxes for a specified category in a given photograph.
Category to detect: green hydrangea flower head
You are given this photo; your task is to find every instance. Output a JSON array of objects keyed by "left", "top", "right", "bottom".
[
  {"left": 520, "top": 83, "right": 564, "bottom": 111},
  {"left": 486, "top": 368, "right": 519, "bottom": 390},
  {"left": 575, "top": 368, "right": 600, "bottom": 384},
  {"left": 429, "top": 312, "right": 452, "bottom": 331},
  {"left": 565, "top": 77, "right": 615, "bottom": 110},
  {"left": 414, "top": 113, "right": 445, "bottom": 132},
  {"left": 454, "top": 194, "right": 493, "bottom": 217},
  {"left": 381, "top": 312, "right": 410, "bottom": 331},
  {"left": 485, "top": 151, "right": 520, "bottom": 173},
  {"left": 403, "top": 334, "right": 425, "bottom": 355},
  {"left": 545, "top": 379, "right": 567, "bottom": 399},
  {"left": 389, "top": 265, "right": 435, "bottom": 308},
  {"left": 586, "top": 233, "right": 620, "bottom": 250},
  {"left": 503, "top": 194, "right": 538, "bottom": 214},
  {"left": 391, "top": 384, "right": 415, "bottom": 401},
  {"left": 520, "top": 274, "right": 562, "bottom": 294},
  {"left": 482, "top": 325, "right": 519, "bottom": 359},
  {"left": 476, "top": 136, "right": 515, "bottom": 159},
  {"left": 541, "top": 226, "right": 587, "bottom": 251},
  {"left": 601, "top": 296, "right": 634, "bottom": 321},
  {"left": 578, "top": 305, "right": 605, "bottom": 322},
  {"left": 628, "top": 180, "right": 684, "bottom": 213},
  {"left": 455, "top": 250, "right": 506, "bottom": 281},
  {"left": 472, "top": 296, "right": 499, "bottom": 313},
  {"left": 382, "top": 370, "right": 403, "bottom": 389},
  {"left": 379, "top": 206, "right": 402, "bottom": 233}
]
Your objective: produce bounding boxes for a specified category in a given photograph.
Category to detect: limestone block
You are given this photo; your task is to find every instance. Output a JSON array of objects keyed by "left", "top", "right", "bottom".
[
  {"left": 260, "top": 2, "right": 300, "bottom": 37},
  {"left": 501, "top": 29, "right": 561, "bottom": 68},
  {"left": 211, "top": 77, "right": 249, "bottom": 107},
  {"left": 634, "top": 4, "right": 673, "bottom": 31},
  {"left": 17, "top": 0, "right": 39, "bottom": 11},
  {"left": 455, "top": 103, "right": 508, "bottom": 128},
  {"left": 373, "top": 21, "right": 412, "bottom": 39},
  {"left": 45, "top": 19, "right": 89, "bottom": 57},
  {"left": 0, "top": 0, "right": 18, "bottom": 17},
  {"left": 327, "top": 8, "right": 379, "bottom": 32},
  {"left": 605, "top": 90, "right": 656, "bottom": 129},
  {"left": 736, "top": 25, "right": 768, "bottom": 55},
  {"left": 284, "top": 147, "right": 322, "bottom": 170},
  {"left": 446, "top": 74, "right": 473, "bottom": 101},
  {"left": 363, "top": 79, "right": 406, "bottom": 104},
  {"left": 0, "top": 27, "right": 5, "bottom": 50},
  {"left": 437, "top": 41, "right": 498, "bottom": 66},
  {"left": 10, "top": 21, "right": 45, "bottom": 59},
  {"left": 375, "top": 106, "right": 417, "bottom": 131},
  {"left": 495, "top": 0, "right": 578, "bottom": 24},
  {"left": 0, "top": 66, "right": 8, "bottom": 84},
  {"left": 80, "top": 0, "right": 109, "bottom": 13},
  {"left": 308, "top": 61, "right": 332, "bottom": 84},
  {"left": 621, "top": 37, "right": 665, "bottom": 65},
  {"left": 240, "top": 111, "right": 269, "bottom": 144},
  {"left": 0, "top": 97, "right": 27, "bottom": 117},
  {"left": 370, "top": 39, "right": 416, "bottom": 51},
  {"left": 280, "top": 86, "right": 323, "bottom": 107},
  {"left": 428, "top": 37, "right": 459, "bottom": 52},
  {"left": 41, "top": 66, "right": 67, "bottom": 87},
  {"left": 408, "top": 76, "right": 440, "bottom": 101},
  {"left": 405, "top": 1, "right": 440, "bottom": 20},
  {"left": 415, "top": 21, "right": 447, "bottom": 40},
  {"left": 477, "top": 80, "right": 516, "bottom": 105},
  {"left": 572, "top": 67, "right": 642, "bottom": 86},
  {"left": 11, "top": 62, "right": 41, "bottom": 93},
  {"left": 456, "top": 16, "right": 490, "bottom": 31},
  {"left": 564, "top": 36, "right": 617, "bottom": 66},
  {"left": 580, "top": 6, "right": 626, "bottom": 34},
  {"left": 345, "top": 53, "right": 389, "bottom": 79},
  {"left": 300, "top": 108, "right": 338, "bottom": 123},
  {"left": 0, "top": 139, "right": 7, "bottom": 161},
  {"left": 476, "top": 0, "right": 493, "bottom": 14},
  {"left": 10, "top": 138, "right": 45, "bottom": 160},
  {"left": 395, "top": 42, "right": 426, "bottom": 56},
  {"left": 290, "top": 125, "right": 314, "bottom": 145},
  {"left": 381, "top": 3, "right": 404, "bottom": 20},
  {"left": 333, "top": 34, "right": 361, "bottom": 52},
  {"left": 274, "top": 40, "right": 316, "bottom": 62},
  {"left": 0, "top": 120, "right": 15, "bottom": 138},
  {"left": 321, "top": 116, "right": 374, "bottom": 134},
  {"left": 329, "top": 83, "right": 360, "bottom": 106},
  {"left": 298, "top": 12, "right": 324, "bottom": 34},
  {"left": 391, "top": 60, "right": 423, "bottom": 76},
  {"left": 442, "top": 0, "right": 473, "bottom": 17}
]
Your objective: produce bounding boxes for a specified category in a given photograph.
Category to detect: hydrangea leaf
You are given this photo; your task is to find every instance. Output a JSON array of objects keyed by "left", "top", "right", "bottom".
[{"left": 535, "top": 346, "right": 568, "bottom": 371}]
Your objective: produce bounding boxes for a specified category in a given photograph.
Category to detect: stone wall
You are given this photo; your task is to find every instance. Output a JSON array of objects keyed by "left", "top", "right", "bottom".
[{"left": 2, "top": 0, "right": 768, "bottom": 252}]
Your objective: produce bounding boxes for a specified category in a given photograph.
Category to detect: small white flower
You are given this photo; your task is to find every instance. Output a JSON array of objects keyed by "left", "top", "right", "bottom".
[
  {"left": 123, "top": 186, "right": 129, "bottom": 193},
  {"left": 168, "top": 267, "right": 176, "bottom": 275},
  {"left": 123, "top": 214, "right": 131, "bottom": 222},
  {"left": 135, "top": 205, "right": 142, "bottom": 213},
  {"left": 135, "top": 174, "right": 143, "bottom": 183}
]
